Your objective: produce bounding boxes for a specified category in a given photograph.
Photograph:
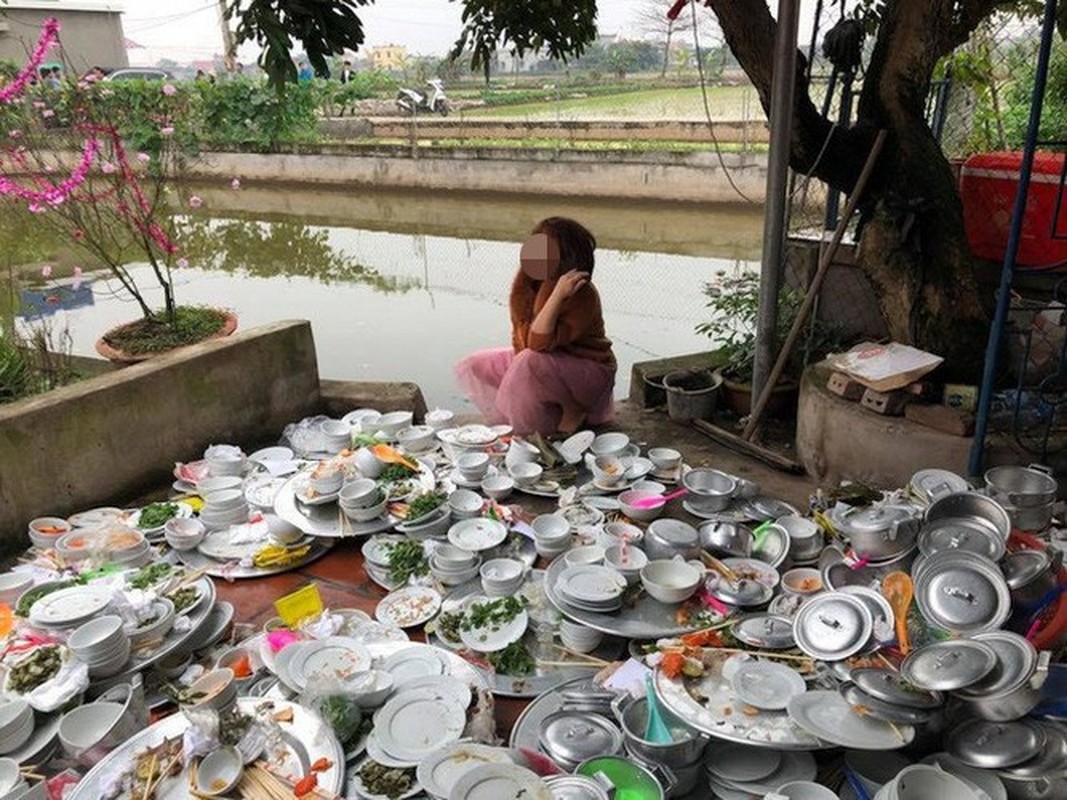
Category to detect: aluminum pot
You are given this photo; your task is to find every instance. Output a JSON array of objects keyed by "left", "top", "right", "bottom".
[
  {"left": 681, "top": 468, "right": 737, "bottom": 513},
  {"left": 997, "top": 499, "right": 1056, "bottom": 533},
  {"left": 612, "top": 694, "right": 708, "bottom": 768},
  {"left": 644, "top": 519, "right": 701, "bottom": 561},
  {"left": 985, "top": 464, "right": 1057, "bottom": 509},
  {"left": 1002, "top": 548, "right": 1060, "bottom": 608},
  {"left": 955, "top": 632, "right": 1049, "bottom": 722},
  {"left": 623, "top": 745, "right": 703, "bottom": 798},
  {"left": 996, "top": 722, "right": 1067, "bottom": 800},
  {"left": 831, "top": 504, "right": 921, "bottom": 560},
  {"left": 697, "top": 521, "right": 752, "bottom": 558},
  {"left": 819, "top": 544, "right": 918, "bottom": 591}
]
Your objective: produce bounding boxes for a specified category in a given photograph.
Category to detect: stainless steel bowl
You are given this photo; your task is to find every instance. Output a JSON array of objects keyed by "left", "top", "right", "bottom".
[
  {"left": 681, "top": 469, "right": 737, "bottom": 513},
  {"left": 698, "top": 521, "right": 752, "bottom": 558}
]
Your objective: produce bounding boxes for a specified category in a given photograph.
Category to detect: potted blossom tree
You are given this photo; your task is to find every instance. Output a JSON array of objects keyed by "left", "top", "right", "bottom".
[{"left": 0, "top": 19, "right": 235, "bottom": 363}]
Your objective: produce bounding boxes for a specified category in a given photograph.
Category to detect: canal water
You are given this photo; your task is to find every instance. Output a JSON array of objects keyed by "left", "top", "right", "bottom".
[{"left": 18, "top": 186, "right": 764, "bottom": 410}]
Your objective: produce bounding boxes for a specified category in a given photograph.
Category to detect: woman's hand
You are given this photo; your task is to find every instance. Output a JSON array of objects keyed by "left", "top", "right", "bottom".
[{"left": 550, "top": 271, "right": 590, "bottom": 303}]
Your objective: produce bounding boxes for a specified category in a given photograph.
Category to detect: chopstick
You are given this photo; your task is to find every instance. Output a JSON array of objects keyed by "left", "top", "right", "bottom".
[
  {"left": 141, "top": 753, "right": 157, "bottom": 800},
  {"left": 552, "top": 644, "right": 612, "bottom": 666},
  {"left": 699, "top": 552, "right": 741, "bottom": 585}
]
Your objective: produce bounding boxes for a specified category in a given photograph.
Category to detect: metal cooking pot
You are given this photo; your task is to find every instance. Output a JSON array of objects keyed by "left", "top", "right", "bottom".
[
  {"left": 611, "top": 694, "right": 708, "bottom": 768},
  {"left": 697, "top": 521, "right": 752, "bottom": 558},
  {"left": 999, "top": 500, "right": 1056, "bottom": 533},
  {"left": 985, "top": 464, "right": 1057, "bottom": 509},
  {"left": 644, "top": 519, "right": 701, "bottom": 561},
  {"left": 831, "top": 504, "right": 921, "bottom": 561},
  {"left": 681, "top": 469, "right": 737, "bottom": 513},
  {"left": 819, "top": 544, "right": 917, "bottom": 591},
  {"left": 1002, "top": 549, "right": 1060, "bottom": 608},
  {"left": 576, "top": 755, "right": 674, "bottom": 800},
  {"left": 925, "top": 492, "right": 1012, "bottom": 542},
  {"left": 955, "top": 632, "right": 1050, "bottom": 721},
  {"left": 996, "top": 722, "right": 1067, "bottom": 800}
]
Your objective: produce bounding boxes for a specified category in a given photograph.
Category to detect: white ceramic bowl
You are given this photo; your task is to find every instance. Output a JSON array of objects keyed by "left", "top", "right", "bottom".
[
  {"left": 58, "top": 702, "right": 126, "bottom": 758},
  {"left": 435, "top": 544, "right": 476, "bottom": 569},
  {"left": 264, "top": 514, "right": 303, "bottom": 545},
  {"left": 599, "top": 521, "right": 644, "bottom": 549},
  {"left": 536, "top": 542, "right": 571, "bottom": 561},
  {"left": 619, "top": 490, "right": 665, "bottom": 523},
  {"left": 0, "top": 573, "right": 34, "bottom": 606},
  {"left": 0, "top": 758, "right": 21, "bottom": 796},
  {"left": 590, "top": 432, "right": 630, "bottom": 458},
  {"left": 559, "top": 620, "right": 604, "bottom": 653},
  {"left": 425, "top": 409, "right": 455, "bottom": 432},
  {"left": 397, "top": 425, "right": 436, "bottom": 453},
  {"left": 648, "top": 447, "right": 683, "bottom": 471},
  {"left": 344, "top": 408, "right": 382, "bottom": 431},
  {"left": 431, "top": 561, "right": 482, "bottom": 587},
  {"left": 564, "top": 545, "right": 606, "bottom": 567},
  {"left": 86, "top": 639, "right": 132, "bottom": 678},
  {"left": 449, "top": 489, "right": 484, "bottom": 518},
  {"left": 69, "top": 615, "right": 125, "bottom": 655},
  {"left": 164, "top": 517, "right": 206, "bottom": 551},
  {"left": 124, "top": 598, "right": 175, "bottom": 649},
  {"left": 195, "top": 476, "right": 243, "bottom": 495},
  {"left": 591, "top": 455, "right": 625, "bottom": 486},
  {"left": 349, "top": 669, "right": 395, "bottom": 708},
  {"left": 481, "top": 475, "right": 515, "bottom": 501},
  {"left": 640, "top": 559, "right": 703, "bottom": 604},
  {"left": 508, "top": 462, "right": 543, "bottom": 487},
  {"left": 375, "top": 411, "right": 414, "bottom": 437},
  {"left": 398, "top": 508, "right": 452, "bottom": 540},
  {"left": 154, "top": 651, "right": 193, "bottom": 681},
  {"left": 202, "top": 488, "right": 245, "bottom": 512},
  {"left": 774, "top": 781, "right": 840, "bottom": 800},
  {"left": 183, "top": 668, "right": 237, "bottom": 714},
  {"left": 342, "top": 498, "right": 388, "bottom": 523},
  {"left": 0, "top": 702, "right": 33, "bottom": 756},
  {"left": 603, "top": 544, "right": 648, "bottom": 585},
  {"left": 206, "top": 455, "right": 246, "bottom": 478},
  {"left": 353, "top": 447, "right": 384, "bottom": 479},
  {"left": 27, "top": 517, "right": 70, "bottom": 550},
  {"left": 339, "top": 479, "right": 380, "bottom": 508},
  {"left": 215, "top": 647, "right": 257, "bottom": 685},
  {"left": 480, "top": 558, "right": 526, "bottom": 596},
  {"left": 532, "top": 514, "right": 571, "bottom": 541},
  {"left": 196, "top": 746, "right": 244, "bottom": 796},
  {"left": 456, "top": 452, "right": 490, "bottom": 482},
  {"left": 308, "top": 467, "right": 343, "bottom": 496}
]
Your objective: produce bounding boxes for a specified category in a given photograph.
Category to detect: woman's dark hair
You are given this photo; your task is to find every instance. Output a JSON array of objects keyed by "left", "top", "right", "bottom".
[{"left": 531, "top": 217, "right": 596, "bottom": 276}]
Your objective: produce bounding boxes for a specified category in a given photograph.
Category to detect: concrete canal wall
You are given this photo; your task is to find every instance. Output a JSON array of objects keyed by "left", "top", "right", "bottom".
[{"left": 191, "top": 145, "right": 768, "bottom": 204}]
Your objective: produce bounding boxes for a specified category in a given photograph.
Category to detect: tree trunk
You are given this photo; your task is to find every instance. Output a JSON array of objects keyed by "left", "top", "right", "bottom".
[{"left": 710, "top": 0, "right": 993, "bottom": 381}]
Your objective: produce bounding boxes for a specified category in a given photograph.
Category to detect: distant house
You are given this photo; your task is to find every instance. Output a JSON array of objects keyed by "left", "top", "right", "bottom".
[
  {"left": 0, "top": 1, "right": 127, "bottom": 72},
  {"left": 368, "top": 44, "right": 407, "bottom": 72}
]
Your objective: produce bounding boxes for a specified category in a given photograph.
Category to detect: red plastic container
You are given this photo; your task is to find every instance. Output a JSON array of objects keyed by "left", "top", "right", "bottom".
[
  {"left": 959, "top": 151, "right": 1067, "bottom": 268},
  {"left": 1009, "top": 531, "right": 1067, "bottom": 651}
]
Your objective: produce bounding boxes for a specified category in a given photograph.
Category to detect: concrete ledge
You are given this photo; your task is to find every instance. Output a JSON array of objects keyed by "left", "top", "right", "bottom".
[
  {"left": 320, "top": 379, "right": 427, "bottom": 421},
  {"left": 629, "top": 351, "right": 727, "bottom": 407},
  {"left": 0, "top": 320, "right": 320, "bottom": 537},
  {"left": 796, "top": 364, "right": 972, "bottom": 486}
]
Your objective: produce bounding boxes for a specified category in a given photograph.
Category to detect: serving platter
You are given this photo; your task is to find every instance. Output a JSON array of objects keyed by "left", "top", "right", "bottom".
[
  {"left": 652, "top": 657, "right": 824, "bottom": 750},
  {"left": 66, "top": 698, "right": 345, "bottom": 800},
  {"left": 542, "top": 553, "right": 700, "bottom": 639},
  {"left": 176, "top": 538, "right": 333, "bottom": 579}
]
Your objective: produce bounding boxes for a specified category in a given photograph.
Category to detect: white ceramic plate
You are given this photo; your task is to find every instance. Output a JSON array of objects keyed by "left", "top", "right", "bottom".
[
  {"left": 448, "top": 519, "right": 508, "bottom": 552},
  {"left": 448, "top": 763, "right": 550, "bottom": 800},
  {"left": 364, "top": 731, "right": 418, "bottom": 769},
  {"left": 787, "top": 690, "right": 915, "bottom": 750},
  {"left": 376, "top": 587, "right": 442, "bottom": 629},
  {"left": 417, "top": 743, "right": 513, "bottom": 800},
  {"left": 361, "top": 535, "right": 406, "bottom": 568},
  {"left": 348, "top": 755, "right": 421, "bottom": 800},
  {"left": 292, "top": 475, "right": 339, "bottom": 506},
  {"left": 560, "top": 504, "right": 604, "bottom": 530},
  {"left": 373, "top": 686, "right": 468, "bottom": 762},
  {"left": 130, "top": 502, "right": 194, "bottom": 534},
  {"left": 197, "top": 529, "right": 270, "bottom": 561},
  {"left": 731, "top": 661, "right": 807, "bottom": 711},
  {"left": 453, "top": 425, "right": 498, "bottom": 446},
  {"left": 66, "top": 507, "right": 125, "bottom": 529},
  {"left": 382, "top": 646, "right": 447, "bottom": 686},
  {"left": 286, "top": 637, "right": 372, "bottom": 692},
  {"left": 29, "top": 585, "right": 111, "bottom": 627},
  {"left": 555, "top": 565, "right": 627, "bottom": 604},
  {"left": 458, "top": 605, "right": 528, "bottom": 654},
  {"left": 706, "top": 741, "right": 782, "bottom": 782}
]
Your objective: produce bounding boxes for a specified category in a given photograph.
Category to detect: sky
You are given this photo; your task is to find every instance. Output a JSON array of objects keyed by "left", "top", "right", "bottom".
[{"left": 121, "top": 1, "right": 830, "bottom": 65}]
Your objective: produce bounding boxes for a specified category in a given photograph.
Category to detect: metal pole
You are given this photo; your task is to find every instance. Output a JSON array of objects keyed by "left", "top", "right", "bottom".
[
  {"left": 968, "top": 0, "right": 1059, "bottom": 476},
  {"left": 751, "top": 0, "right": 801, "bottom": 407}
]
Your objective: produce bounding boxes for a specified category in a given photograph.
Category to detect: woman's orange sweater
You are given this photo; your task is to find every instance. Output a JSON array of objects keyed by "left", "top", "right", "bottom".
[{"left": 509, "top": 272, "right": 615, "bottom": 365}]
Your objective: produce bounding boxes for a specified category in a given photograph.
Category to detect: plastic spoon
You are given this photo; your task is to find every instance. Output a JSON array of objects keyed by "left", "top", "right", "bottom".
[
  {"left": 882, "top": 571, "right": 914, "bottom": 655},
  {"left": 644, "top": 672, "right": 674, "bottom": 744},
  {"left": 630, "top": 488, "right": 687, "bottom": 510}
]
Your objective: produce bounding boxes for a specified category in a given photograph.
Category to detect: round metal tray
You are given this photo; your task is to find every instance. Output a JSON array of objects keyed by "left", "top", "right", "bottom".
[{"left": 176, "top": 538, "right": 333, "bottom": 579}]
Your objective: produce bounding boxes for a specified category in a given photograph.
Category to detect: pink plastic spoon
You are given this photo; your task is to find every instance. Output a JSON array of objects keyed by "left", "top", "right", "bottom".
[{"left": 630, "top": 488, "right": 686, "bottom": 510}]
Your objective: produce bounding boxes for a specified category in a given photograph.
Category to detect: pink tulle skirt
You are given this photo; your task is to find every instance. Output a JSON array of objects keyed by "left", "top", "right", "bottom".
[{"left": 454, "top": 347, "right": 615, "bottom": 435}]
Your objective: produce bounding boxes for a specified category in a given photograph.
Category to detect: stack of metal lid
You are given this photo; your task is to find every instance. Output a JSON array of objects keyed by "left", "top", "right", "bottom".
[{"left": 839, "top": 667, "right": 944, "bottom": 726}]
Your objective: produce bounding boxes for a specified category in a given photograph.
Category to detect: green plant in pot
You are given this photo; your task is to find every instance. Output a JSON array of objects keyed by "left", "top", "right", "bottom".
[
  {"left": 696, "top": 271, "right": 846, "bottom": 417},
  {"left": 0, "top": 19, "right": 235, "bottom": 363}
]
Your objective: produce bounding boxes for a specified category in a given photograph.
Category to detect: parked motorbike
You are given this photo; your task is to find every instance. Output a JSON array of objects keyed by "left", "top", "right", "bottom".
[{"left": 395, "top": 79, "right": 449, "bottom": 116}]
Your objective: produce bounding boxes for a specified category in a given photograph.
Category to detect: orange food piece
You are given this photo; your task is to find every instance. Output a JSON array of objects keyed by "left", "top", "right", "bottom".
[
  {"left": 294, "top": 774, "right": 318, "bottom": 797},
  {"left": 661, "top": 651, "right": 687, "bottom": 680},
  {"left": 309, "top": 758, "right": 332, "bottom": 773},
  {"left": 0, "top": 605, "right": 12, "bottom": 638},
  {"left": 231, "top": 653, "right": 252, "bottom": 678},
  {"left": 681, "top": 630, "right": 724, "bottom": 648}
]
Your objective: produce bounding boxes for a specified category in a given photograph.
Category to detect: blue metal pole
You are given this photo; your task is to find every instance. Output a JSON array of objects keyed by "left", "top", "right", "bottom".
[{"left": 968, "top": 0, "right": 1059, "bottom": 476}]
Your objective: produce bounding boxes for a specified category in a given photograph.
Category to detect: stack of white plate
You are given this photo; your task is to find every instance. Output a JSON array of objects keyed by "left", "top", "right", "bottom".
[
  {"left": 705, "top": 745, "right": 817, "bottom": 798},
  {"left": 0, "top": 701, "right": 34, "bottom": 755},
  {"left": 199, "top": 489, "right": 250, "bottom": 531},
  {"left": 364, "top": 676, "right": 471, "bottom": 770},
  {"left": 29, "top": 584, "right": 112, "bottom": 630},
  {"left": 554, "top": 565, "right": 627, "bottom": 612},
  {"left": 67, "top": 615, "right": 130, "bottom": 678},
  {"left": 416, "top": 742, "right": 517, "bottom": 800}
]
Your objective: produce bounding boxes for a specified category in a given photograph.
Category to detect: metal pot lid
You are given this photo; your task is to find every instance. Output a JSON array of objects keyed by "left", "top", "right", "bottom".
[
  {"left": 792, "top": 592, "right": 873, "bottom": 661},
  {"left": 646, "top": 518, "right": 698, "bottom": 547},
  {"left": 837, "top": 586, "right": 895, "bottom": 632},
  {"left": 731, "top": 614, "right": 796, "bottom": 649},
  {"left": 746, "top": 496, "right": 798, "bottom": 520},
  {"left": 834, "top": 504, "right": 916, "bottom": 535},
  {"left": 539, "top": 710, "right": 622, "bottom": 764},
  {"left": 709, "top": 577, "right": 773, "bottom": 607},
  {"left": 913, "top": 551, "right": 1011, "bottom": 634},
  {"left": 850, "top": 668, "right": 943, "bottom": 709},
  {"left": 901, "top": 640, "right": 998, "bottom": 691},
  {"left": 947, "top": 718, "right": 1047, "bottom": 769},
  {"left": 999, "top": 723, "right": 1067, "bottom": 779},
  {"left": 1001, "top": 549, "right": 1053, "bottom": 589},
  {"left": 918, "top": 520, "right": 1006, "bottom": 561},
  {"left": 910, "top": 469, "right": 970, "bottom": 504},
  {"left": 956, "top": 631, "right": 1038, "bottom": 698},
  {"left": 838, "top": 682, "right": 934, "bottom": 725},
  {"left": 544, "top": 775, "right": 612, "bottom": 800}
]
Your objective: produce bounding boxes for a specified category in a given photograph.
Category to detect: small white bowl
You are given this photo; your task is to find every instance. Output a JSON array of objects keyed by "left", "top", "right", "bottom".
[
  {"left": 425, "top": 409, "right": 455, "bottom": 432},
  {"left": 196, "top": 746, "right": 244, "bottom": 796},
  {"left": 640, "top": 559, "right": 703, "bottom": 604},
  {"left": 564, "top": 545, "right": 605, "bottom": 567},
  {"left": 164, "top": 517, "right": 206, "bottom": 551},
  {"left": 559, "top": 620, "right": 604, "bottom": 653},
  {"left": 598, "top": 522, "right": 644, "bottom": 549},
  {"left": 397, "top": 425, "right": 436, "bottom": 453},
  {"left": 508, "top": 462, "right": 543, "bottom": 487},
  {"left": 27, "top": 517, "right": 70, "bottom": 550},
  {"left": 536, "top": 542, "right": 571, "bottom": 561},
  {"left": 341, "top": 498, "right": 388, "bottom": 523},
  {"left": 603, "top": 544, "right": 648, "bottom": 585},
  {"left": 591, "top": 455, "right": 625, "bottom": 486},
  {"left": 457, "top": 452, "right": 490, "bottom": 482},
  {"left": 354, "top": 447, "right": 384, "bottom": 478},
  {"left": 481, "top": 475, "right": 515, "bottom": 501},
  {"left": 0, "top": 701, "right": 33, "bottom": 755},
  {"left": 68, "top": 615, "right": 125, "bottom": 654},
  {"left": 619, "top": 490, "right": 665, "bottom": 523},
  {"left": 448, "top": 489, "right": 484, "bottom": 517},
  {"left": 375, "top": 411, "right": 414, "bottom": 437},
  {"left": 431, "top": 561, "right": 482, "bottom": 586},
  {"left": 308, "top": 466, "right": 343, "bottom": 496},
  {"left": 202, "top": 488, "right": 245, "bottom": 511},
  {"left": 0, "top": 573, "right": 34, "bottom": 605},
  {"left": 480, "top": 558, "right": 526, "bottom": 596},
  {"left": 264, "top": 514, "right": 303, "bottom": 545},
  {"left": 648, "top": 447, "right": 683, "bottom": 471},
  {"left": 339, "top": 479, "right": 380, "bottom": 508},
  {"left": 183, "top": 668, "right": 237, "bottom": 714},
  {"left": 590, "top": 432, "right": 630, "bottom": 458},
  {"left": 0, "top": 758, "right": 22, "bottom": 796},
  {"left": 532, "top": 514, "right": 570, "bottom": 541},
  {"left": 195, "top": 476, "right": 243, "bottom": 495},
  {"left": 434, "top": 544, "right": 476, "bottom": 569}
]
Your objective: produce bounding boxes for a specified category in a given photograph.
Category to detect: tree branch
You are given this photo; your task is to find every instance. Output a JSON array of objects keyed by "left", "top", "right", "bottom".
[{"left": 942, "top": 0, "right": 1013, "bottom": 54}]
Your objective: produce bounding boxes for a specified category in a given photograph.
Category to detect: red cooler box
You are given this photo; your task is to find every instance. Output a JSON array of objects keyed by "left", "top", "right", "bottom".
[{"left": 960, "top": 151, "right": 1067, "bottom": 268}]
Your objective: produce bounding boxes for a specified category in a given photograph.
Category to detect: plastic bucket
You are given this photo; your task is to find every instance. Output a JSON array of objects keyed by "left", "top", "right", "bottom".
[{"left": 663, "top": 370, "right": 721, "bottom": 421}]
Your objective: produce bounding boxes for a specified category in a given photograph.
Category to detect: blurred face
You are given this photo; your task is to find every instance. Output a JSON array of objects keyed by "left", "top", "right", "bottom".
[{"left": 520, "top": 233, "right": 561, "bottom": 281}]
